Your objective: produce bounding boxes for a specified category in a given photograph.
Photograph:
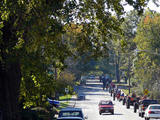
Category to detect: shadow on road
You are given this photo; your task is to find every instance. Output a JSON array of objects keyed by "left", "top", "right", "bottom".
[
  {"left": 102, "top": 113, "right": 123, "bottom": 116},
  {"left": 74, "top": 79, "right": 110, "bottom": 99}
]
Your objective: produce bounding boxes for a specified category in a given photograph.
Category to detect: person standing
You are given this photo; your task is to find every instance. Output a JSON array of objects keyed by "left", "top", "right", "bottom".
[
  {"left": 105, "top": 75, "right": 110, "bottom": 90},
  {"left": 102, "top": 75, "right": 106, "bottom": 90},
  {"left": 99, "top": 75, "right": 102, "bottom": 82}
]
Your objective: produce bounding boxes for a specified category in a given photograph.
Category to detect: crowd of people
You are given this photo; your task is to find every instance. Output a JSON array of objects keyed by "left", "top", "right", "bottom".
[
  {"left": 99, "top": 74, "right": 115, "bottom": 91},
  {"left": 99, "top": 74, "right": 125, "bottom": 102}
]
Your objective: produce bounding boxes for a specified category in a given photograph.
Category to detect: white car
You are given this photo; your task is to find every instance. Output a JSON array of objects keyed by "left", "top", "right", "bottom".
[{"left": 144, "top": 104, "right": 160, "bottom": 120}]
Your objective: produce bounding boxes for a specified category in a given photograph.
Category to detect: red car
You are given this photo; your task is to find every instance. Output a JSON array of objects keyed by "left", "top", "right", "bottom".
[{"left": 98, "top": 100, "right": 114, "bottom": 115}]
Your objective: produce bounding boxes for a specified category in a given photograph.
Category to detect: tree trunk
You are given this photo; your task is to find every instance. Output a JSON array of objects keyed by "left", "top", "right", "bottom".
[
  {"left": 0, "top": 60, "right": 21, "bottom": 120},
  {"left": 127, "top": 56, "right": 131, "bottom": 94},
  {"left": 0, "top": 20, "right": 21, "bottom": 120}
]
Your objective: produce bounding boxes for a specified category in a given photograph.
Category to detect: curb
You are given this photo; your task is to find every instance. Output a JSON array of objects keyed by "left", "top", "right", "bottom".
[{"left": 68, "top": 95, "right": 77, "bottom": 107}]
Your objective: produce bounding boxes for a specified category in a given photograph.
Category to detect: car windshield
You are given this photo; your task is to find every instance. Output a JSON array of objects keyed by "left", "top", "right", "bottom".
[
  {"left": 100, "top": 101, "right": 113, "bottom": 105},
  {"left": 149, "top": 106, "right": 160, "bottom": 109},
  {"left": 143, "top": 100, "right": 158, "bottom": 105},
  {"left": 59, "top": 111, "right": 82, "bottom": 118}
]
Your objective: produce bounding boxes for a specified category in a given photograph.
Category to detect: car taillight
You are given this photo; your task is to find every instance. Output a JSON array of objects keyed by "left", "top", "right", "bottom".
[
  {"left": 142, "top": 105, "right": 145, "bottom": 110},
  {"left": 148, "top": 111, "right": 154, "bottom": 114}
]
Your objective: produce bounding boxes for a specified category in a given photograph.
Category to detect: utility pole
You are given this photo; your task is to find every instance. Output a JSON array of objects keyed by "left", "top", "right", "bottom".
[
  {"left": 115, "top": 53, "right": 120, "bottom": 83},
  {"left": 128, "top": 56, "right": 131, "bottom": 94}
]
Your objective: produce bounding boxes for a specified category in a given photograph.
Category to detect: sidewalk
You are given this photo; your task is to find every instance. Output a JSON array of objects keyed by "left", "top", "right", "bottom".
[
  {"left": 59, "top": 95, "right": 77, "bottom": 108},
  {"left": 67, "top": 95, "right": 77, "bottom": 107}
]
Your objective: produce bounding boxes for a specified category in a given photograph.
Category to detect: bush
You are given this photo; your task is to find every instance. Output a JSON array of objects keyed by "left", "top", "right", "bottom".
[{"left": 21, "top": 106, "right": 58, "bottom": 120}]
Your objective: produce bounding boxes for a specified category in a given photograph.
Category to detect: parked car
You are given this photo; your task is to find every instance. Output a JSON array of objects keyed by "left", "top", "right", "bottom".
[
  {"left": 80, "top": 76, "right": 87, "bottom": 85},
  {"left": 89, "top": 75, "right": 95, "bottom": 79},
  {"left": 138, "top": 99, "right": 158, "bottom": 117},
  {"left": 144, "top": 104, "right": 160, "bottom": 120},
  {"left": 77, "top": 94, "right": 85, "bottom": 100},
  {"left": 57, "top": 107, "right": 87, "bottom": 120},
  {"left": 98, "top": 100, "right": 114, "bottom": 115},
  {"left": 57, "top": 117, "right": 83, "bottom": 120}
]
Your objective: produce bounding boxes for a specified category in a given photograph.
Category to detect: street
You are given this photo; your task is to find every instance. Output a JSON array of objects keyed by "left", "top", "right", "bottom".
[{"left": 75, "top": 79, "right": 145, "bottom": 120}]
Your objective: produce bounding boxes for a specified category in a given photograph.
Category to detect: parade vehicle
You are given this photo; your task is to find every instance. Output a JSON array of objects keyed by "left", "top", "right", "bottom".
[
  {"left": 138, "top": 99, "right": 158, "bottom": 118},
  {"left": 125, "top": 93, "right": 137, "bottom": 109},
  {"left": 98, "top": 100, "right": 114, "bottom": 115},
  {"left": 133, "top": 96, "right": 141, "bottom": 113}
]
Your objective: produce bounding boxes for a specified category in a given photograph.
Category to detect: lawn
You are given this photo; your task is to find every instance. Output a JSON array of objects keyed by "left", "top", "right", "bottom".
[
  {"left": 59, "top": 94, "right": 72, "bottom": 101},
  {"left": 57, "top": 94, "right": 73, "bottom": 111}
]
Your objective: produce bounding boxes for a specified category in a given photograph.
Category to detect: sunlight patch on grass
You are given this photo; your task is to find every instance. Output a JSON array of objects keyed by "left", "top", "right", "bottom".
[
  {"left": 59, "top": 94, "right": 72, "bottom": 101},
  {"left": 57, "top": 102, "right": 69, "bottom": 111}
]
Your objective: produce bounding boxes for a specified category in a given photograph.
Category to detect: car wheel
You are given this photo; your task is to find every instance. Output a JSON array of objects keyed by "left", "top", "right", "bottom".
[
  {"left": 111, "top": 111, "right": 114, "bottom": 115},
  {"left": 145, "top": 117, "right": 150, "bottom": 120},
  {"left": 126, "top": 104, "right": 130, "bottom": 109},
  {"left": 99, "top": 112, "right": 102, "bottom": 115},
  {"left": 134, "top": 106, "right": 137, "bottom": 113},
  {"left": 122, "top": 100, "right": 125, "bottom": 105}
]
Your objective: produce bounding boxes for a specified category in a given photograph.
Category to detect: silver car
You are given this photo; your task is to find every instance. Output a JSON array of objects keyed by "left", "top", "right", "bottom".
[{"left": 57, "top": 107, "right": 87, "bottom": 120}]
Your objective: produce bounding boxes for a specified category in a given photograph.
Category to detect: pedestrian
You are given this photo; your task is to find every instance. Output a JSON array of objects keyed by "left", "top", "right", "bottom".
[
  {"left": 102, "top": 75, "right": 106, "bottom": 90},
  {"left": 113, "top": 91, "right": 116, "bottom": 101},
  {"left": 99, "top": 75, "right": 102, "bottom": 82}
]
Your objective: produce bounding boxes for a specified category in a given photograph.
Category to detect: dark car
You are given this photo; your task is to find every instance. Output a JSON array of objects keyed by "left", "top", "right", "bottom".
[
  {"left": 138, "top": 99, "right": 158, "bottom": 117},
  {"left": 98, "top": 100, "right": 114, "bottom": 115},
  {"left": 89, "top": 75, "right": 95, "bottom": 79},
  {"left": 77, "top": 94, "right": 85, "bottom": 100},
  {"left": 58, "top": 107, "right": 87, "bottom": 120},
  {"left": 57, "top": 117, "right": 83, "bottom": 120}
]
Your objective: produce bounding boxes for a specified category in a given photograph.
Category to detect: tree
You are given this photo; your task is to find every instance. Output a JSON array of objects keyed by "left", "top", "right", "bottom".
[
  {"left": 0, "top": 0, "right": 74, "bottom": 119},
  {"left": 134, "top": 11, "right": 160, "bottom": 98},
  {"left": 0, "top": 0, "right": 151, "bottom": 119},
  {"left": 118, "top": 10, "right": 140, "bottom": 84}
]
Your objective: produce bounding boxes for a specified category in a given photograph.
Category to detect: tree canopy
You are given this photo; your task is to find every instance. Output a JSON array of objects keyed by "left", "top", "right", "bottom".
[{"left": 0, "top": 0, "right": 157, "bottom": 119}]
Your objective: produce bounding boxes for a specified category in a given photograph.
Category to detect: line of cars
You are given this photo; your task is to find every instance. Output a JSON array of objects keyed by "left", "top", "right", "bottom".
[
  {"left": 115, "top": 90, "right": 160, "bottom": 120},
  {"left": 57, "top": 100, "right": 114, "bottom": 120}
]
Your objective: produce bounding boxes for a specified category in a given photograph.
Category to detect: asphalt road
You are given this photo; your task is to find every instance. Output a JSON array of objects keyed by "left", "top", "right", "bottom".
[{"left": 74, "top": 79, "right": 145, "bottom": 120}]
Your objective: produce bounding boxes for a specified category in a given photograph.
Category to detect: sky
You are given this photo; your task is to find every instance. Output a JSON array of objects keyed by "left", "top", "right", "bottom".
[
  {"left": 124, "top": 1, "right": 160, "bottom": 13},
  {"left": 147, "top": 0, "right": 160, "bottom": 12}
]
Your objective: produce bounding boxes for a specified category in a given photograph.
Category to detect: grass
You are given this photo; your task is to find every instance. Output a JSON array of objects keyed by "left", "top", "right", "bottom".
[
  {"left": 57, "top": 102, "right": 69, "bottom": 111},
  {"left": 121, "top": 89, "right": 135, "bottom": 96},
  {"left": 115, "top": 83, "right": 129, "bottom": 86},
  {"left": 57, "top": 94, "right": 73, "bottom": 111},
  {"left": 122, "top": 89, "right": 129, "bottom": 95},
  {"left": 59, "top": 94, "right": 72, "bottom": 101},
  {"left": 75, "top": 81, "right": 80, "bottom": 86}
]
